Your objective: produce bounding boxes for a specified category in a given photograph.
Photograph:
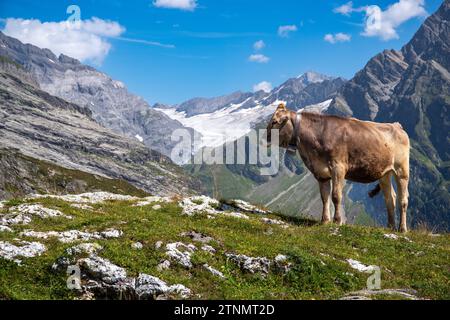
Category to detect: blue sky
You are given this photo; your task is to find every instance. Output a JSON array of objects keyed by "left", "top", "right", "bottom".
[{"left": 0, "top": 0, "right": 443, "bottom": 104}]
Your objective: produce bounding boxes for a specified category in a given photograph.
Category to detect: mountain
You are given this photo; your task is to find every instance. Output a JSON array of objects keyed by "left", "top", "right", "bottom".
[
  {"left": 264, "top": 72, "right": 345, "bottom": 109},
  {"left": 0, "top": 56, "right": 198, "bottom": 198},
  {"left": 0, "top": 31, "right": 194, "bottom": 157},
  {"left": 158, "top": 72, "right": 345, "bottom": 150},
  {"left": 328, "top": 0, "right": 450, "bottom": 231}
]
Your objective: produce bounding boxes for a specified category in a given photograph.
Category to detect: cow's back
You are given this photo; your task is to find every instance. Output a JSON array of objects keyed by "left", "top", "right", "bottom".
[{"left": 299, "top": 113, "right": 407, "bottom": 183}]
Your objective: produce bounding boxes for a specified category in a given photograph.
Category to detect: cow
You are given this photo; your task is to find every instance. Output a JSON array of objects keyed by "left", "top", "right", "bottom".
[{"left": 266, "top": 103, "right": 410, "bottom": 233}]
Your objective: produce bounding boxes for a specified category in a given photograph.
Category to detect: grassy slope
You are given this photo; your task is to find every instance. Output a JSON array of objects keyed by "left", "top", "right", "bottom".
[
  {"left": 190, "top": 163, "right": 376, "bottom": 227},
  {"left": 0, "top": 197, "right": 448, "bottom": 300}
]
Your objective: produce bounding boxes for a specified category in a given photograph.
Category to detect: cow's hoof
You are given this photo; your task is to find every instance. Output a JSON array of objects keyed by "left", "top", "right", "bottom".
[
  {"left": 399, "top": 226, "right": 408, "bottom": 233},
  {"left": 321, "top": 219, "right": 331, "bottom": 225},
  {"left": 333, "top": 219, "right": 343, "bottom": 226}
]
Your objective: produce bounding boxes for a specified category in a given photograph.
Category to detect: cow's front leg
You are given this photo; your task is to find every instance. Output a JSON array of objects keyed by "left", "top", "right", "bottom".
[
  {"left": 319, "top": 179, "right": 331, "bottom": 224},
  {"left": 331, "top": 166, "right": 346, "bottom": 226}
]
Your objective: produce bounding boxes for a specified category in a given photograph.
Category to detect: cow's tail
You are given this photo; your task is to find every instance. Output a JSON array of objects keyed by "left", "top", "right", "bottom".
[{"left": 368, "top": 184, "right": 381, "bottom": 198}]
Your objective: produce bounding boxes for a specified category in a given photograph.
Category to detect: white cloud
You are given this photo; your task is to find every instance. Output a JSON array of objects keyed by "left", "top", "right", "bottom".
[
  {"left": 362, "top": 0, "right": 427, "bottom": 40},
  {"left": 253, "top": 81, "right": 272, "bottom": 93},
  {"left": 253, "top": 40, "right": 265, "bottom": 51},
  {"left": 334, "top": 0, "right": 428, "bottom": 41},
  {"left": 153, "top": 0, "right": 198, "bottom": 11},
  {"left": 248, "top": 54, "right": 270, "bottom": 63},
  {"left": 334, "top": 1, "right": 356, "bottom": 16},
  {"left": 324, "top": 32, "right": 352, "bottom": 44},
  {"left": 278, "top": 25, "right": 298, "bottom": 38},
  {"left": 2, "top": 17, "right": 125, "bottom": 64}
]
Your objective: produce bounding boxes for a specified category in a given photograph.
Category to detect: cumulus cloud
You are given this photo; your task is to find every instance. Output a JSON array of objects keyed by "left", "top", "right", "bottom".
[
  {"left": 333, "top": 1, "right": 357, "bottom": 16},
  {"left": 253, "top": 40, "right": 265, "bottom": 51},
  {"left": 2, "top": 17, "right": 125, "bottom": 64},
  {"left": 153, "top": 0, "right": 198, "bottom": 11},
  {"left": 248, "top": 54, "right": 270, "bottom": 63},
  {"left": 324, "top": 32, "right": 352, "bottom": 44},
  {"left": 278, "top": 25, "right": 298, "bottom": 38},
  {"left": 333, "top": 0, "right": 427, "bottom": 41},
  {"left": 362, "top": 0, "right": 427, "bottom": 40},
  {"left": 253, "top": 81, "right": 272, "bottom": 93}
]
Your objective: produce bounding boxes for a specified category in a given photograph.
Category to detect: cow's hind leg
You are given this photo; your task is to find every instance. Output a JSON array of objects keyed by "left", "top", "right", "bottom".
[
  {"left": 331, "top": 165, "right": 346, "bottom": 225},
  {"left": 319, "top": 179, "right": 331, "bottom": 224},
  {"left": 394, "top": 172, "right": 409, "bottom": 233},
  {"left": 379, "top": 173, "right": 397, "bottom": 230}
]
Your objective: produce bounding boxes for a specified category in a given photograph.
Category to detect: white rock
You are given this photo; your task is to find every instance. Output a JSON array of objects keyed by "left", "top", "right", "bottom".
[
  {"left": 181, "top": 231, "right": 214, "bottom": 244},
  {"left": 0, "top": 213, "right": 32, "bottom": 226},
  {"left": 31, "top": 192, "right": 138, "bottom": 204},
  {"left": 227, "top": 200, "right": 269, "bottom": 214},
  {"left": 155, "top": 241, "right": 164, "bottom": 250},
  {"left": 135, "top": 273, "right": 191, "bottom": 299},
  {"left": 9, "top": 204, "right": 72, "bottom": 220},
  {"left": 79, "top": 254, "right": 127, "bottom": 284},
  {"left": 346, "top": 259, "right": 376, "bottom": 273},
  {"left": 21, "top": 228, "right": 123, "bottom": 243},
  {"left": 134, "top": 196, "right": 172, "bottom": 207},
  {"left": 132, "top": 242, "right": 144, "bottom": 250},
  {"left": 203, "top": 264, "right": 226, "bottom": 279},
  {"left": 221, "top": 212, "right": 250, "bottom": 220},
  {"left": 152, "top": 205, "right": 162, "bottom": 211},
  {"left": 261, "top": 218, "right": 289, "bottom": 228},
  {"left": 384, "top": 234, "right": 399, "bottom": 240},
  {"left": 201, "top": 245, "right": 216, "bottom": 254},
  {"left": 0, "top": 201, "right": 5, "bottom": 210},
  {"left": 180, "top": 196, "right": 220, "bottom": 216},
  {"left": 274, "top": 254, "right": 292, "bottom": 273},
  {"left": 165, "top": 242, "right": 197, "bottom": 269},
  {"left": 0, "top": 225, "right": 13, "bottom": 232},
  {"left": 66, "top": 243, "right": 103, "bottom": 256},
  {"left": 0, "top": 241, "right": 46, "bottom": 264},
  {"left": 157, "top": 260, "right": 171, "bottom": 271},
  {"left": 225, "top": 253, "right": 271, "bottom": 275}
]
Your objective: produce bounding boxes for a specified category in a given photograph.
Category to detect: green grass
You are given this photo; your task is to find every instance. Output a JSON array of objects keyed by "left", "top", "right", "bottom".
[{"left": 0, "top": 196, "right": 449, "bottom": 300}]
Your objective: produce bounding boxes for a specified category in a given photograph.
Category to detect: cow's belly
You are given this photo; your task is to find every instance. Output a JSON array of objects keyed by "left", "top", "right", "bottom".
[{"left": 346, "top": 153, "right": 393, "bottom": 183}]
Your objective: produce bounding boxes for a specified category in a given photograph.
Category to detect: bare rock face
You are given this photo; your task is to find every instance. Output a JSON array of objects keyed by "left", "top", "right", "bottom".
[
  {"left": 0, "top": 31, "right": 195, "bottom": 158},
  {"left": 0, "top": 60, "right": 198, "bottom": 197}
]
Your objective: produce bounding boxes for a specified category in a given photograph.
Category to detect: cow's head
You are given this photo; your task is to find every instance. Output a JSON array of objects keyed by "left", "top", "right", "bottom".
[{"left": 266, "top": 103, "right": 296, "bottom": 149}]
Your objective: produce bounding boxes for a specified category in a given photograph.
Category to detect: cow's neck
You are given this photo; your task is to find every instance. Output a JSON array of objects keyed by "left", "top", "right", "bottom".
[{"left": 288, "top": 112, "right": 302, "bottom": 150}]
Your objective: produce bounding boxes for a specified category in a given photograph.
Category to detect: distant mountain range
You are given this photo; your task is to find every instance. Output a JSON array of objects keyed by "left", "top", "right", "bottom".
[
  {"left": 0, "top": 31, "right": 194, "bottom": 157},
  {"left": 157, "top": 71, "right": 345, "bottom": 150}
]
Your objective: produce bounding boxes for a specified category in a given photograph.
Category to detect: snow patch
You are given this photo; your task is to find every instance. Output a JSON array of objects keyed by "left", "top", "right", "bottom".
[
  {"left": 135, "top": 134, "right": 144, "bottom": 143},
  {"left": 156, "top": 100, "right": 284, "bottom": 149}
]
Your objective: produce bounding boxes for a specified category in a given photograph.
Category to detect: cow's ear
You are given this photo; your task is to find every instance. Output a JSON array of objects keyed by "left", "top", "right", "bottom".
[{"left": 277, "top": 103, "right": 286, "bottom": 110}]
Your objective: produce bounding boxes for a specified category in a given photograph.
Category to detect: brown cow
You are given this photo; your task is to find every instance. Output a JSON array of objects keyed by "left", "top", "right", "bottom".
[{"left": 267, "top": 104, "right": 410, "bottom": 232}]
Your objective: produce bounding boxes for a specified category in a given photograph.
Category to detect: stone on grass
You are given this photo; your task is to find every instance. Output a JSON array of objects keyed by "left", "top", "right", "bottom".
[
  {"left": 165, "top": 242, "right": 197, "bottom": 269},
  {"left": 225, "top": 253, "right": 271, "bottom": 275},
  {"left": 132, "top": 242, "right": 144, "bottom": 250},
  {"left": 203, "top": 264, "right": 226, "bottom": 279},
  {"left": 180, "top": 231, "right": 214, "bottom": 244},
  {"left": 21, "top": 228, "right": 122, "bottom": 243},
  {"left": 0, "top": 240, "right": 46, "bottom": 265}
]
